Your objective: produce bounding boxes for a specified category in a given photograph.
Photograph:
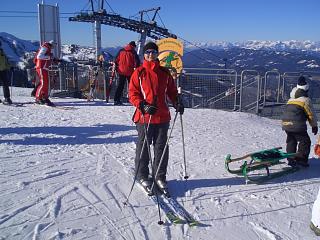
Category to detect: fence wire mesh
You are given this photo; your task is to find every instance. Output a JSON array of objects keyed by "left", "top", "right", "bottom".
[{"left": 15, "top": 65, "right": 320, "bottom": 120}]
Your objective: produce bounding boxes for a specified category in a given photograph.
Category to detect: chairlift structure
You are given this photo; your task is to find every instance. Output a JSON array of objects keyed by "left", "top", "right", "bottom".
[{"left": 69, "top": 0, "right": 177, "bottom": 59}]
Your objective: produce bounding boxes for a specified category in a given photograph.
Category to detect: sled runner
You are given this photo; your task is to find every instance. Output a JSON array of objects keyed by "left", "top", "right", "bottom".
[{"left": 225, "top": 147, "right": 299, "bottom": 183}]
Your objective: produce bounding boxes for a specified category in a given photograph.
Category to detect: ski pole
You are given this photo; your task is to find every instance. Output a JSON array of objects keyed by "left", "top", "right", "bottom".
[
  {"left": 141, "top": 114, "right": 164, "bottom": 225},
  {"left": 150, "top": 111, "right": 179, "bottom": 192},
  {"left": 123, "top": 113, "right": 164, "bottom": 225},
  {"left": 10, "top": 68, "right": 14, "bottom": 98},
  {"left": 180, "top": 113, "right": 189, "bottom": 179},
  {"left": 177, "top": 87, "right": 189, "bottom": 180},
  {"left": 123, "top": 115, "right": 152, "bottom": 206}
]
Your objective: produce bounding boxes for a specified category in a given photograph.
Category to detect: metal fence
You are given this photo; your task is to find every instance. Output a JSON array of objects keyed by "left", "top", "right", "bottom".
[
  {"left": 19, "top": 64, "right": 320, "bottom": 120},
  {"left": 44, "top": 62, "right": 118, "bottom": 100},
  {"left": 179, "top": 68, "right": 320, "bottom": 119}
]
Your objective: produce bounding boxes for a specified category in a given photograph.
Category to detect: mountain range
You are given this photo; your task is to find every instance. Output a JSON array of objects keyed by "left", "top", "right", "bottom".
[{"left": 1, "top": 32, "right": 320, "bottom": 73}]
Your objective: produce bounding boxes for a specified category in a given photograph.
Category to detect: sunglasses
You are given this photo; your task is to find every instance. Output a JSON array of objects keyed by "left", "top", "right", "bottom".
[{"left": 144, "top": 50, "right": 158, "bottom": 55}]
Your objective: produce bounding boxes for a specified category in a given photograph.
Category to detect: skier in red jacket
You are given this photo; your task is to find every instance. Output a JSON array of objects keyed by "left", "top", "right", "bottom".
[
  {"left": 34, "top": 40, "right": 56, "bottom": 106},
  {"left": 129, "top": 41, "right": 184, "bottom": 195},
  {"left": 114, "top": 41, "right": 140, "bottom": 105}
]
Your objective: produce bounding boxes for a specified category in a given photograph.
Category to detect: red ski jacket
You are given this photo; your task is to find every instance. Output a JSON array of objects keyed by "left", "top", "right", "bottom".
[
  {"left": 115, "top": 44, "right": 140, "bottom": 77},
  {"left": 129, "top": 60, "right": 178, "bottom": 124},
  {"left": 35, "top": 42, "right": 53, "bottom": 70}
]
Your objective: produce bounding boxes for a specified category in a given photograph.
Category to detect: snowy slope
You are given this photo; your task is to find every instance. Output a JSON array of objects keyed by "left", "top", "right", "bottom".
[{"left": 0, "top": 88, "right": 320, "bottom": 240}]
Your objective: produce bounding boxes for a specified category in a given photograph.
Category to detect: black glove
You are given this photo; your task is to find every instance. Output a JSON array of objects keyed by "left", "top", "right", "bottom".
[
  {"left": 312, "top": 126, "right": 318, "bottom": 135},
  {"left": 175, "top": 102, "right": 184, "bottom": 114},
  {"left": 140, "top": 101, "right": 157, "bottom": 115}
]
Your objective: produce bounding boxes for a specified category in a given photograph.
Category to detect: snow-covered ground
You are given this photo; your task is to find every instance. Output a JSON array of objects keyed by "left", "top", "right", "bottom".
[{"left": 0, "top": 88, "right": 319, "bottom": 240}]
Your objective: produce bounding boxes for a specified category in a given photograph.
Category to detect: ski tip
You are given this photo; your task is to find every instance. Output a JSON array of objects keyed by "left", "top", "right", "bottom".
[
  {"left": 173, "top": 219, "right": 184, "bottom": 224},
  {"left": 188, "top": 221, "right": 199, "bottom": 227},
  {"left": 158, "top": 220, "right": 164, "bottom": 225}
]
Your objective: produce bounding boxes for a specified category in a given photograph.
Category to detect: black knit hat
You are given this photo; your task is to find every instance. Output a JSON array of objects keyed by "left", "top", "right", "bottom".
[
  {"left": 297, "top": 76, "right": 309, "bottom": 91},
  {"left": 143, "top": 41, "right": 158, "bottom": 53},
  {"left": 129, "top": 41, "right": 136, "bottom": 47}
]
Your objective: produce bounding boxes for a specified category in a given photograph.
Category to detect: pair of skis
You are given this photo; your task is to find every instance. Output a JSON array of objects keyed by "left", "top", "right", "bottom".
[
  {"left": 142, "top": 185, "right": 198, "bottom": 226},
  {"left": 0, "top": 99, "right": 30, "bottom": 107}
]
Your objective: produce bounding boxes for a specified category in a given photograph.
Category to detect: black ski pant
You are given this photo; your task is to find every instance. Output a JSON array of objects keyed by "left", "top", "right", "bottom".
[
  {"left": 114, "top": 74, "right": 130, "bottom": 102},
  {"left": 285, "top": 131, "right": 311, "bottom": 163},
  {"left": 135, "top": 122, "right": 169, "bottom": 181},
  {"left": 0, "top": 70, "right": 10, "bottom": 98}
]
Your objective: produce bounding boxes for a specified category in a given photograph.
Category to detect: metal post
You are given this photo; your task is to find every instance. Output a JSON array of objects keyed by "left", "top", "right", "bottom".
[
  {"left": 240, "top": 70, "right": 259, "bottom": 113},
  {"left": 137, "top": 31, "right": 147, "bottom": 60},
  {"left": 256, "top": 74, "right": 260, "bottom": 114},
  {"left": 264, "top": 70, "right": 280, "bottom": 105}
]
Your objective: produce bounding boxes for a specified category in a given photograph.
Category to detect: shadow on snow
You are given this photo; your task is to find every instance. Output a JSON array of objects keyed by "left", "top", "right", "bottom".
[
  {"left": 169, "top": 158, "right": 320, "bottom": 198},
  {"left": 0, "top": 124, "right": 136, "bottom": 145}
]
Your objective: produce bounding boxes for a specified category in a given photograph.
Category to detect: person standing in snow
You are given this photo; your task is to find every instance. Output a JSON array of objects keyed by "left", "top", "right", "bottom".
[
  {"left": 281, "top": 76, "right": 318, "bottom": 167},
  {"left": 113, "top": 41, "right": 140, "bottom": 105},
  {"left": 0, "top": 41, "right": 13, "bottom": 105},
  {"left": 34, "top": 40, "right": 57, "bottom": 106},
  {"left": 129, "top": 41, "right": 184, "bottom": 195}
]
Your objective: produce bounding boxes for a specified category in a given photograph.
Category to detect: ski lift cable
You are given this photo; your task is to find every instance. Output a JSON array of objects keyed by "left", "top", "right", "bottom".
[
  {"left": 128, "top": 14, "right": 140, "bottom": 20},
  {"left": 157, "top": 14, "right": 166, "bottom": 29},
  {"left": 144, "top": 13, "right": 152, "bottom": 22},
  {"left": 0, "top": 15, "right": 37, "bottom": 18},
  {"left": 104, "top": 0, "right": 116, "bottom": 14},
  {"left": 81, "top": 1, "right": 92, "bottom": 12},
  {"left": 0, "top": 11, "right": 77, "bottom": 16},
  {"left": 0, "top": 11, "right": 37, "bottom": 13}
]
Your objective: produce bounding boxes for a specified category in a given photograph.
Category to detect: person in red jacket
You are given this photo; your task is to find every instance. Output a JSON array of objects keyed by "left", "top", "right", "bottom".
[
  {"left": 114, "top": 41, "right": 140, "bottom": 105},
  {"left": 34, "top": 40, "right": 56, "bottom": 106},
  {"left": 129, "top": 41, "right": 184, "bottom": 195}
]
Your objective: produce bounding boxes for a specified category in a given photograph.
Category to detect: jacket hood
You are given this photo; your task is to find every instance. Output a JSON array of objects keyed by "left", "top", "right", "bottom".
[
  {"left": 290, "top": 87, "right": 308, "bottom": 99},
  {"left": 124, "top": 44, "right": 135, "bottom": 51}
]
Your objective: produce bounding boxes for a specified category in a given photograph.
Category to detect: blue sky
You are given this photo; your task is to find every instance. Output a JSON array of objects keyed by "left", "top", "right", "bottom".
[{"left": 0, "top": 0, "right": 319, "bottom": 47}]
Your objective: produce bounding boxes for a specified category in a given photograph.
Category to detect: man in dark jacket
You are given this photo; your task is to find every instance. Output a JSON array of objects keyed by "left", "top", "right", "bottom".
[
  {"left": 0, "top": 41, "right": 13, "bottom": 105},
  {"left": 114, "top": 41, "right": 140, "bottom": 105},
  {"left": 281, "top": 76, "right": 318, "bottom": 167},
  {"left": 129, "top": 41, "right": 184, "bottom": 196}
]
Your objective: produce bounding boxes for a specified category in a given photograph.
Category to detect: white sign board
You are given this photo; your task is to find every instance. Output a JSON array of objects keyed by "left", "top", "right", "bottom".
[{"left": 38, "top": 3, "right": 61, "bottom": 58}]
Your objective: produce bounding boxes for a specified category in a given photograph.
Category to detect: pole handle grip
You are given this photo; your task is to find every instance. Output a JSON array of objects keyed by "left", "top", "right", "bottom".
[{"left": 178, "top": 86, "right": 182, "bottom": 94}]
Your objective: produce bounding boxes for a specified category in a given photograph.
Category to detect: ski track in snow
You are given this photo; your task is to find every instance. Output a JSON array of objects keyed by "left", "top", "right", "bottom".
[
  {"left": 1, "top": 90, "right": 320, "bottom": 240},
  {"left": 249, "top": 221, "right": 282, "bottom": 240},
  {"left": 104, "top": 146, "right": 187, "bottom": 240}
]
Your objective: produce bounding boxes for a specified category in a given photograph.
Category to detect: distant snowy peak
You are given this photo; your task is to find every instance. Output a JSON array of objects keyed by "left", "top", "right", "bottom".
[
  {"left": 0, "top": 32, "right": 39, "bottom": 62},
  {"left": 187, "top": 40, "right": 320, "bottom": 52}
]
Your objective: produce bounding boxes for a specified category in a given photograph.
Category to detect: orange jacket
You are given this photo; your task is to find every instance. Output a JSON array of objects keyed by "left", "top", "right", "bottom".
[{"left": 129, "top": 60, "right": 178, "bottom": 124}]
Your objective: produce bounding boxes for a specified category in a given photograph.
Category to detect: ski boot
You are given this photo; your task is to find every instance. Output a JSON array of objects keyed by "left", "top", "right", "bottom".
[
  {"left": 156, "top": 179, "right": 171, "bottom": 198},
  {"left": 44, "top": 98, "right": 55, "bottom": 107},
  {"left": 139, "top": 179, "right": 154, "bottom": 196},
  {"left": 3, "top": 98, "right": 12, "bottom": 105},
  {"left": 35, "top": 98, "right": 46, "bottom": 105}
]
